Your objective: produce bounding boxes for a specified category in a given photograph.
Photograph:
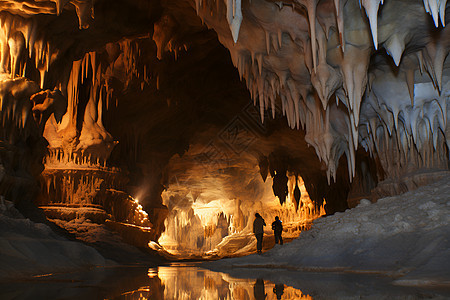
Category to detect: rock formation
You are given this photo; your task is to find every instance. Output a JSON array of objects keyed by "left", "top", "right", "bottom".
[{"left": 0, "top": 0, "right": 448, "bottom": 251}]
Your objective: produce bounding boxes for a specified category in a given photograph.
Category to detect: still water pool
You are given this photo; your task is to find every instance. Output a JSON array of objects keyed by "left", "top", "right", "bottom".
[{"left": 0, "top": 263, "right": 448, "bottom": 299}]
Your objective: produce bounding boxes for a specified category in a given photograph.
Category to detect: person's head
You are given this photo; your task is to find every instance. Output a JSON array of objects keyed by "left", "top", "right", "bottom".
[
  {"left": 255, "top": 213, "right": 261, "bottom": 218},
  {"left": 275, "top": 216, "right": 279, "bottom": 221}
]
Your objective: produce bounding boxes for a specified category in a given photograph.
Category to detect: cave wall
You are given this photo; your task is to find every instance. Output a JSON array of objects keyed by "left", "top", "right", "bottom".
[
  {"left": 191, "top": 0, "right": 450, "bottom": 190},
  {"left": 0, "top": 76, "right": 44, "bottom": 211},
  {"left": 0, "top": 0, "right": 448, "bottom": 247}
]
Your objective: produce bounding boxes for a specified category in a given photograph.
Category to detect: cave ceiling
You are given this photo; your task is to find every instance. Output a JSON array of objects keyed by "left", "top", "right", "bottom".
[{"left": 0, "top": 0, "right": 449, "bottom": 217}]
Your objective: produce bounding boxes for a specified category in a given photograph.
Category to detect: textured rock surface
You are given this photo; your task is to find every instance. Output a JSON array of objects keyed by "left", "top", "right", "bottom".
[{"left": 0, "top": 0, "right": 448, "bottom": 252}]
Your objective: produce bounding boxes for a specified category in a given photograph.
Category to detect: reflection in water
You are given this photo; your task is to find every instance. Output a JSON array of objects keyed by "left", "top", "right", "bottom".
[
  {"left": 254, "top": 278, "right": 266, "bottom": 299},
  {"left": 0, "top": 265, "right": 311, "bottom": 300},
  {"left": 273, "top": 284, "right": 284, "bottom": 300},
  {"left": 1, "top": 265, "right": 447, "bottom": 299},
  {"left": 152, "top": 266, "right": 311, "bottom": 300}
]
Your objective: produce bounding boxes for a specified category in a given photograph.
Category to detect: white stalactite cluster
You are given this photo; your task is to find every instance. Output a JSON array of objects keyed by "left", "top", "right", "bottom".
[
  {"left": 194, "top": 0, "right": 450, "bottom": 183},
  {"left": 360, "top": 66, "right": 450, "bottom": 179}
]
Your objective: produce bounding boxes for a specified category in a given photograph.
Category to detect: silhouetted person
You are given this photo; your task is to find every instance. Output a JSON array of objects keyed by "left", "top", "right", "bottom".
[
  {"left": 253, "top": 213, "right": 266, "bottom": 254},
  {"left": 253, "top": 278, "right": 267, "bottom": 299},
  {"left": 272, "top": 216, "right": 283, "bottom": 245},
  {"left": 273, "top": 284, "right": 284, "bottom": 300}
]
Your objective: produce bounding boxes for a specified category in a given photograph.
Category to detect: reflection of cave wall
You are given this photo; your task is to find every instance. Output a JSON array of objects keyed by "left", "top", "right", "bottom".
[{"left": 157, "top": 266, "right": 311, "bottom": 299}]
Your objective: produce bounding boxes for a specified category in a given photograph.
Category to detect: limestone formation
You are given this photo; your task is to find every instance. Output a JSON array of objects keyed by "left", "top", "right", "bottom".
[{"left": 0, "top": 0, "right": 448, "bottom": 252}]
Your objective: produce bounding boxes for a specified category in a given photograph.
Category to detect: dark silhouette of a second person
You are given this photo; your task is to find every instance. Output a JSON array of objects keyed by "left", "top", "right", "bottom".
[
  {"left": 272, "top": 216, "right": 283, "bottom": 245},
  {"left": 273, "top": 284, "right": 284, "bottom": 299},
  {"left": 253, "top": 213, "right": 266, "bottom": 254}
]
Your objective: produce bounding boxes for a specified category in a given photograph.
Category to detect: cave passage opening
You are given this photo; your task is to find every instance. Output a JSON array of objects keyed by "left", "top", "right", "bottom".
[{"left": 156, "top": 149, "right": 326, "bottom": 258}]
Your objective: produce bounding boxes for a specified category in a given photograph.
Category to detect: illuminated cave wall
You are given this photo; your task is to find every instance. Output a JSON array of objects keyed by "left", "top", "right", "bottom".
[
  {"left": 0, "top": 2, "right": 164, "bottom": 231},
  {"left": 0, "top": 0, "right": 448, "bottom": 251},
  {"left": 158, "top": 144, "right": 325, "bottom": 256}
]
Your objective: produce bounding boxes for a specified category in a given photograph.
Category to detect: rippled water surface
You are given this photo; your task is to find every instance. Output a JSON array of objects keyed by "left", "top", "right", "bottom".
[{"left": 0, "top": 263, "right": 448, "bottom": 299}]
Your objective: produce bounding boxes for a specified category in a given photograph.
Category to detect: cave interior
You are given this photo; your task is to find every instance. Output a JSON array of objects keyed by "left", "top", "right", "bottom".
[{"left": 0, "top": 0, "right": 449, "bottom": 259}]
